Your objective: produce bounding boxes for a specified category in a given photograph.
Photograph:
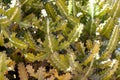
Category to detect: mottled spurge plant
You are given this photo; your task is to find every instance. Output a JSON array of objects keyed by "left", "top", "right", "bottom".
[{"left": 0, "top": 0, "right": 120, "bottom": 80}]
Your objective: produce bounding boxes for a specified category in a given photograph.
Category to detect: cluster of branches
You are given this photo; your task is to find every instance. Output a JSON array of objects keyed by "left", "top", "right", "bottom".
[{"left": 0, "top": 0, "right": 120, "bottom": 80}]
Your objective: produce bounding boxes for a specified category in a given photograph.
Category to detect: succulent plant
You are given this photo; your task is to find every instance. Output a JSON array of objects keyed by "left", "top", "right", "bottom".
[{"left": 0, "top": 0, "right": 120, "bottom": 80}]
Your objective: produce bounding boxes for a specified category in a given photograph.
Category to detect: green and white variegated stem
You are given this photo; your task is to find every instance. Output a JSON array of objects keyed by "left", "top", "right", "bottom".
[
  {"left": 110, "top": 0, "right": 120, "bottom": 18},
  {"left": 72, "top": 0, "right": 76, "bottom": 16},
  {"left": 9, "top": 33, "right": 28, "bottom": 50},
  {"left": 0, "top": 53, "right": 7, "bottom": 80},
  {"left": 68, "top": 0, "right": 73, "bottom": 15},
  {"left": 24, "top": 53, "right": 49, "bottom": 62},
  {"left": 66, "top": 52, "right": 78, "bottom": 72},
  {"left": 100, "top": 0, "right": 120, "bottom": 38},
  {"left": 47, "top": 18, "right": 53, "bottom": 53},
  {"left": 84, "top": 41, "right": 100, "bottom": 65},
  {"left": 89, "top": 0, "right": 95, "bottom": 21},
  {"left": 68, "top": 0, "right": 76, "bottom": 16},
  {"left": 82, "top": 58, "right": 94, "bottom": 80},
  {"left": 56, "top": 0, "right": 79, "bottom": 25},
  {"left": 101, "top": 25, "right": 120, "bottom": 59},
  {"left": 88, "top": 0, "right": 96, "bottom": 35},
  {"left": 100, "top": 17, "right": 114, "bottom": 38},
  {"left": 45, "top": 2, "right": 58, "bottom": 21},
  {"left": 60, "top": 23, "right": 84, "bottom": 49},
  {"left": 1, "top": 7, "right": 19, "bottom": 24},
  {"left": 102, "top": 60, "right": 119, "bottom": 80},
  {"left": 1, "top": 27, "right": 9, "bottom": 38},
  {"left": 50, "top": 52, "right": 69, "bottom": 71},
  {"left": 69, "top": 23, "right": 84, "bottom": 42},
  {"left": 1, "top": 28, "right": 28, "bottom": 50},
  {"left": 56, "top": 0, "right": 68, "bottom": 17}
]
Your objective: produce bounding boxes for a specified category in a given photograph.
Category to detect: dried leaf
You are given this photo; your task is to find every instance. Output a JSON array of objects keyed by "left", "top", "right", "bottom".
[
  {"left": 18, "top": 63, "right": 28, "bottom": 80},
  {"left": 36, "top": 67, "right": 46, "bottom": 80},
  {"left": 26, "top": 65, "right": 36, "bottom": 78}
]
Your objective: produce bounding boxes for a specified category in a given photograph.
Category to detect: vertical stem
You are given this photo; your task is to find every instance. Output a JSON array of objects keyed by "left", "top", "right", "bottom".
[
  {"left": 47, "top": 18, "right": 53, "bottom": 53},
  {"left": 81, "top": 58, "right": 94, "bottom": 80},
  {"left": 72, "top": 0, "right": 76, "bottom": 16},
  {"left": 89, "top": 0, "right": 95, "bottom": 36}
]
